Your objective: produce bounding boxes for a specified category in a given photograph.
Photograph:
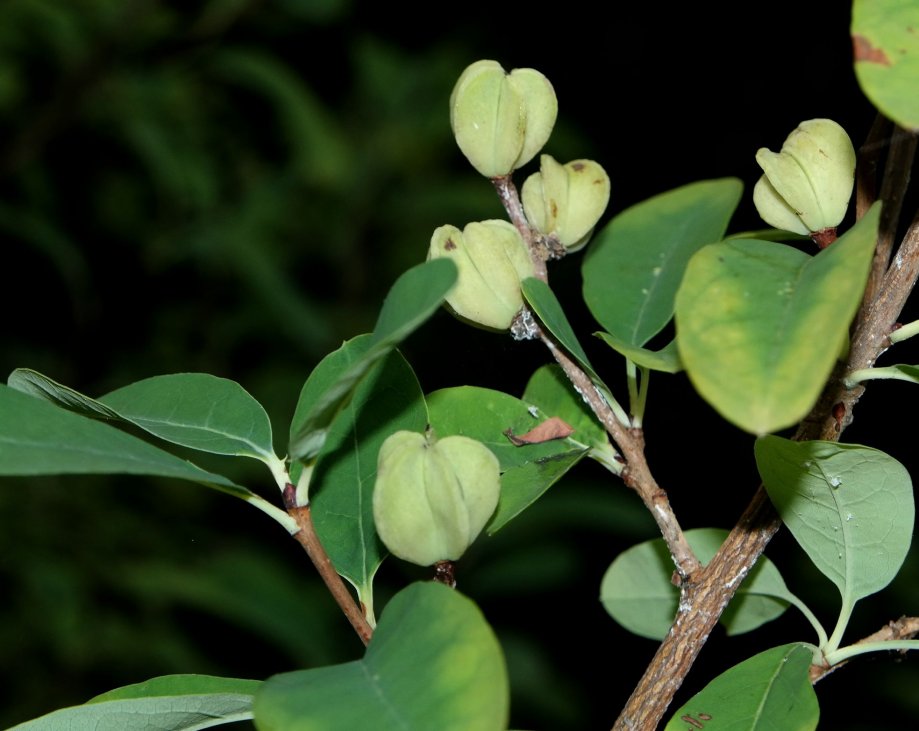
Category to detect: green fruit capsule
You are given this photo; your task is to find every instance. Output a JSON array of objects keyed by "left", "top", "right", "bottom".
[
  {"left": 753, "top": 118, "right": 856, "bottom": 236},
  {"left": 449, "top": 59, "right": 557, "bottom": 178},
  {"left": 372, "top": 430, "right": 501, "bottom": 567},
  {"left": 521, "top": 155, "right": 611, "bottom": 252},
  {"left": 427, "top": 219, "right": 535, "bottom": 331}
]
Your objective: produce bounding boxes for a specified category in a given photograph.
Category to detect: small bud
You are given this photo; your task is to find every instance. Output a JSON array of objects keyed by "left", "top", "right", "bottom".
[
  {"left": 428, "top": 219, "right": 535, "bottom": 331},
  {"left": 753, "top": 118, "right": 856, "bottom": 237},
  {"left": 450, "top": 60, "right": 557, "bottom": 178},
  {"left": 521, "top": 155, "right": 611, "bottom": 252},
  {"left": 373, "top": 430, "right": 501, "bottom": 567}
]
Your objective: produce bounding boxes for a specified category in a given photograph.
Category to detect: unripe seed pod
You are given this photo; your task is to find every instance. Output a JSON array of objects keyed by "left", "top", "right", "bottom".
[
  {"left": 753, "top": 118, "right": 856, "bottom": 236},
  {"left": 372, "top": 430, "right": 501, "bottom": 567},
  {"left": 449, "top": 60, "right": 557, "bottom": 178},
  {"left": 428, "top": 219, "right": 535, "bottom": 331},
  {"left": 521, "top": 155, "right": 611, "bottom": 252}
]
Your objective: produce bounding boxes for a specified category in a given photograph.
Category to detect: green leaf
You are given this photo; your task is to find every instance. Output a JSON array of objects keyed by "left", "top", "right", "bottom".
[
  {"left": 97, "top": 373, "right": 278, "bottom": 462},
  {"left": 0, "top": 384, "right": 250, "bottom": 499},
  {"left": 8, "top": 368, "right": 121, "bottom": 420},
  {"left": 370, "top": 256, "right": 458, "bottom": 347},
  {"left": 288, "top": 258, "right": 456, "bottom": 462},
  {"left": 755, "top": 436, "right": 914, "bottom": 602},
  {"left": 594, "top": 332, "right": 683, "bottom": 373},
  {"left": 9, "top": 369, "right": 280, "bottom": 466},
  {"left": 852, "top": 0, "right": 919, "bottom": 131},
  {"left": 253, "top": 582, "right": 508, "bottom": 731},
  {"left": 426, "top": 385, "right": 588, "bottom": 533},
  {"left": 664, "top": 643, "right": 819, "bottom": 731},
  {"left": 9, "top": 674, "right": 259, "bottom": 730},
  {"left": 582, "top": 178, "right": 743, "bottom": 347},
  {"left": 309, "top": 343, "right": 427, "bottom": 607},
  {"left": 674, "top": 202, "right": 880, "bottom": 435},
  {"left": 600, "top": 528, "right": 790, "bottom": 641}
]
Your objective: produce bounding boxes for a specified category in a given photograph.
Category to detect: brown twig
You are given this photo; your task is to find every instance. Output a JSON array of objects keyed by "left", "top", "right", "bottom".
[
  {"left": 537, "top": 331, "right": 700, "bottom": 579},
  {"left": 495, "top": 173, "right": 701, "bottom": 579},
  {"left": 284, "top": 485, "right": 374, "bottom": 646},
  {"left": 860, "top": 117, "right": 916, "bottom": 307}
]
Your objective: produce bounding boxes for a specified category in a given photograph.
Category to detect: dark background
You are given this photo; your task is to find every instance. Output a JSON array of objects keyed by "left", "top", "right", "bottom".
[{"left": 1, "top": 1, "right": 917, "bottom": 729}]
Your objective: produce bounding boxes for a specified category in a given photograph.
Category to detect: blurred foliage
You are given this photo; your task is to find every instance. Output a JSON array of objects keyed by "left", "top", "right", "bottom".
[
  {"left": 0, "top": 2, "right": 596, "bottom": 727},
  {"left": 1, "top": 2, "right": 918, "bottom": 730}
]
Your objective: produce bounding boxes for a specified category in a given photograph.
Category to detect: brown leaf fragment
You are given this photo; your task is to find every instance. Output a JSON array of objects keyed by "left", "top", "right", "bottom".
[
  {"left": 504, "top": 416, "right": 575, "bottom": 445},
  {"left": 853, "top": 34, "right": 891, "bottom": 65}
]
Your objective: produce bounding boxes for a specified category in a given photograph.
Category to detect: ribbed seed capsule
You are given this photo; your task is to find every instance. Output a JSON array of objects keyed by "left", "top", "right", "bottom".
[
  {"left": 521, "top": 155, "right": 611, "bottom": 252},
  {"left": 753, "top": 118, "right": 856, "bottom": 237},
  {"left": 372, "top": 430, "right": 501, "bottom": 567},
  {"left": 449, "top": 60, "right": 557, "bottom": 178},
  {"left": 427, "top": 219, "right": 535, "bottom": 331}
]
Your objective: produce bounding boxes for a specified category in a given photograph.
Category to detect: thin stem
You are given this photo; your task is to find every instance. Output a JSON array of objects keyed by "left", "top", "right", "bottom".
[
  {"left": 783, "top": 592, "right": 829, "bottom": 648},
  {"left": 284, "top": 485, "right": 374, "bottom": 646},
  {"left": 825, "top": 639, "right": 919, "bottom": 666},
  {"left": 626, "top": 359, "right": 640, "bottom": 423},
  {"left": 635, "top": 365, "right": 650, "bottom": 428},
  {"left": 245, "top": 493, "right": 299, "bottom": 534},
  {"left": 825, "top": 595, "right": 856, "bottom": 656},
  {"left": 295, "top": 459, "right": 314, "bottom": 507},
  {"left": 494, "top": 175, "right": 699, "bottom": 604},
  {"left": 537, "top": 329, "right": 699, "bottom": 579},
  {"left": 491, "top": 174, "right": 548, "bottom": 282},
  {"left": 889, "top": 318, "right": 919, "bottom": 343}
]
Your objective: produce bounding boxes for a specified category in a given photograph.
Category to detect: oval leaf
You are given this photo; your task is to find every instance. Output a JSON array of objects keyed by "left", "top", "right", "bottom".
[
  {"left": 755, "top": 436, "right": 914, "bottom": 602},
  {"left": 288, "top": 258, "right": 456, "bottom": 462},
  {"left": 309, "top": 343, "right": 428, "bottom": 606},
  {"left": 98, "top": 373, "right": 277, "bottom": 462},
  {"left": 0, "top": 384, "right": 249, "bottom": 498},
  {"left": 852, "top": 0, "right": 919, "bottom": 131},
  {"left": 583, "top": 178, "right": 743, "bottom": 347},
  {"left": 426, "top": 385, "right": 588, "bottom": 533},
  {"left": 675, "top": 203, "right": 880, "bottom": 435},
  {"left": 9, "top": 674, "right": 259, "bottom": 731},
  {"left": 664, "top": 643, "right": 819, "bottom": 731},
  {"left": 600, "top": 528, "right": 790, "bottom": 641},
  {"left": 254, "top": 582, "right": 508, "bottom": 731}
]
